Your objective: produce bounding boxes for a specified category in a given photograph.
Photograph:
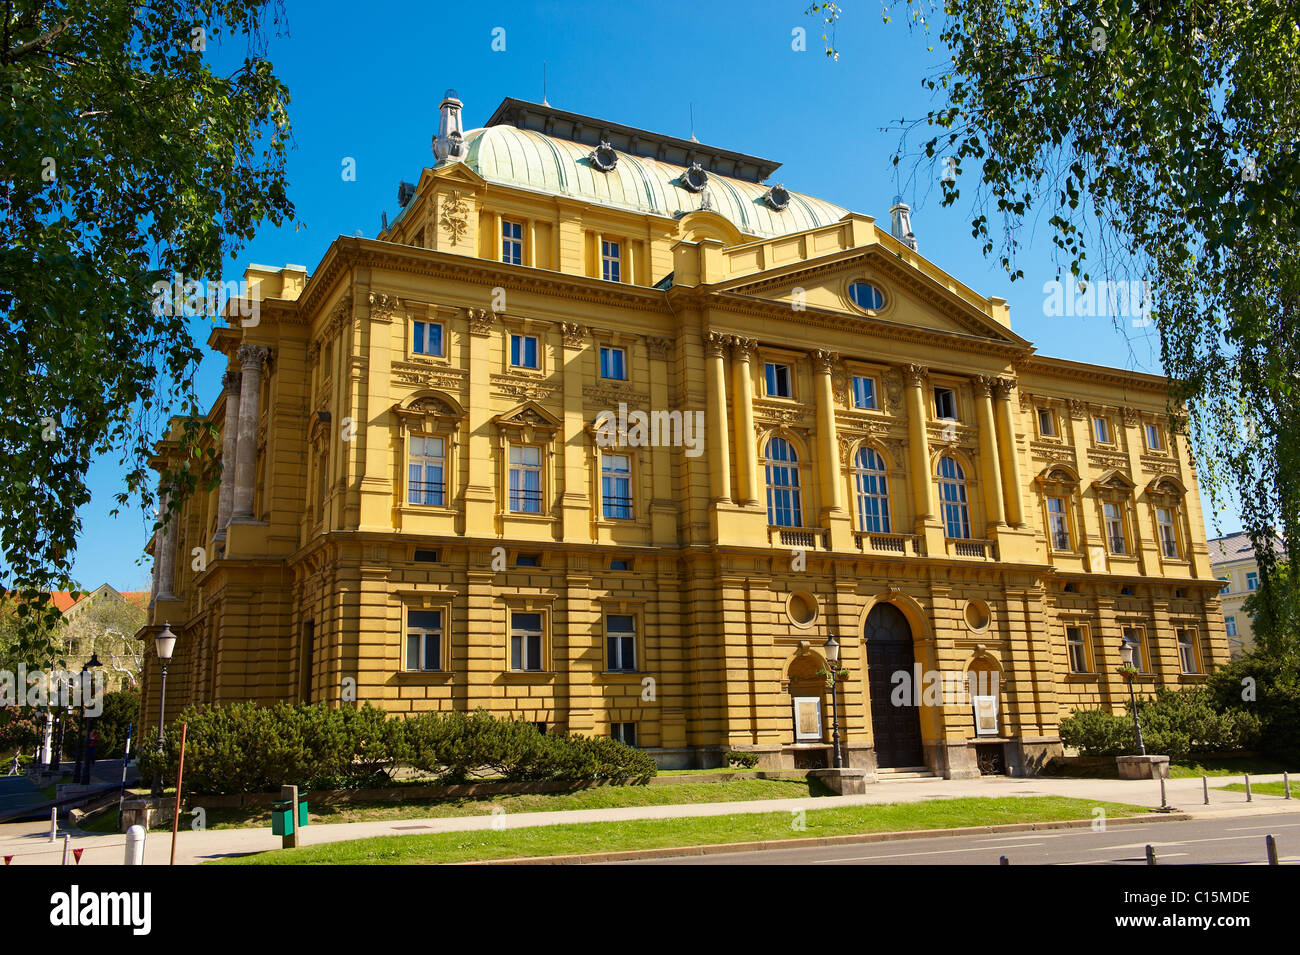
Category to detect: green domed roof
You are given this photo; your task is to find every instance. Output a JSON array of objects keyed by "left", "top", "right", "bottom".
[{"left": 461, "top": 125, "right": 848, "bottom": 239}]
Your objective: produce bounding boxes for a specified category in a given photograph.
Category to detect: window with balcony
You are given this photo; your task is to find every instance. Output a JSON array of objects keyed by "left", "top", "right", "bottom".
[
  {"left": 1047, "top": 496, "right": 1071, "bottom": 550},
  {"left": 508, "top": 444, "right": 543, "bottom": 513},
  {"left": 938, "top": 455, "right": 972, "bottom": 539},
  {"left": 407, "top": 435, "right": 446, "bottom": 506},
  {"left": 764, "top": 436, "right": 803, "bottom": 528},
  {"left": 1104, "top": 502, "right": 1127, "bottom": 554},
  {"left": 1156, "top": 506, "right": 1179, "bottom": 558},
  {"left": 852, "top": 447, "right": 891, "bottom": 534},
  {"left": 601, "top": 452, "right": 632, "bottom": 520}
]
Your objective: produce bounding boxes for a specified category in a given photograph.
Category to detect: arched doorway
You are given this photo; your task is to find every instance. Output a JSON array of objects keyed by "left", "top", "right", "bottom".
[{"left": 864, "top": 602, "right": 925, "bottom": 768}]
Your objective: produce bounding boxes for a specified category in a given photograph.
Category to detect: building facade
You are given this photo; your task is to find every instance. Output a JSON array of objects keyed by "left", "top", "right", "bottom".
[
  {"left": 1209, "top": 532, "right": 1283, "bottom": 657},
  {"left": 137, "top": 93, "right": 1228, "bottom": 777}
]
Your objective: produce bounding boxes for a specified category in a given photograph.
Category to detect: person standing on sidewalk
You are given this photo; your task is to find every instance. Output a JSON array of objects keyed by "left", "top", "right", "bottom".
[{"left": 6, "top": 752, "right": 19, "bottom": 776}]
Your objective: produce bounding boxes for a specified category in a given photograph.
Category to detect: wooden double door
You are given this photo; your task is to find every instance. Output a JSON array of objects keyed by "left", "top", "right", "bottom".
[{"left": 864, "top": 603, "right": 925, "bottom": 768}]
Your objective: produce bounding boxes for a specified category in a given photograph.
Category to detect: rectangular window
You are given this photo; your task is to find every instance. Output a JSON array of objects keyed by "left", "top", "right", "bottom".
[
  {"left": 606, "top": 614, "right": 636, "bottom": 672},
  {"left": 1104, "top": 502, "right": 1126, "bottom": 554},
  {"left": 1123, "top": 627, "right": 1147, "bottom": 673},
  {"left": 609, "top": 558, "right": 631, "bottom": 571},
  {"left": 1093, "top": 416, "right": 1111, "bottom": 444},
  {"left": 1145, "top": 423, "right": 1163, "bottom": 451},
  {"left": 413, "top": 549, "right": 439, "bottom": 563},
  {"left": 1037, "top": 408, "right": 1057, "bottom": 437},
  {"left": 510, "top": 333, "right": 539, "bottom": 369},
  {"left": 1048, "top": 497, "right": 1070, "bottom": 550},
  {"left": 601, "top": 453, "right": 633, "bottom": 519},
  {"left": 1219, "top": 577, "right": 1231, "bottom": 594},
  {"left": 405, "top": 609, "right": 442, "bottom": 672},
  {"left": 1066, "top": 625, "right": 1089, "bottom": 673},
  {"left": 502, "top": 219, "right": 523, "bottom": 265},
  {"left": 1247, "top": 571, "right": 1259, "bottom": 591},
  {"left": 599, "top": 346, "right": 627, "bottom": 380},
  {"left": 509, "top": 611, "right": 543, "bottom": 671},
  {"left": 1225, "top": 616, "right": 1238, "bottom": 637},
  {"left": 611, "top": 722, "right": 637, "bottom": 747},
  {"left": 934, "top": 387, "right": 958, "bottom": 420},
  {"left": 407, "top": 435, "right": 446, "bottom": 506},
  {"left": 765, "top": 362, "right": 792, "bottom": 398},
  {"left": 1156, "top": 507, "right": 1179, "bottom": 558},
  {"left": 514, "top": 553, "right": 540, "bottom": 567},
  {"left": 412, "top": 320, "right": 444, "bottom": 357},
  {"left": 508, "top": 444, "right": 543, "bottom": 513},
  {"left": 851, "top": 376, "right": 876, "bottom": 410},
  {"left": 1177, "top": 628, "right": 1199, "bottom": 674},
  {"left": 601, "top": 239, "right": 621, "bottom": 282}
]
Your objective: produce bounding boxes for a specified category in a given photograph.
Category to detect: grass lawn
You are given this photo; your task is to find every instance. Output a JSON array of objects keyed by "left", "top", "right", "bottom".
[
  {"left": 211, "top": 795, "right": 1146, "bottom": 865},
  {"left": 81, "top": 777, "right": 827, "bottom": 833},
  {"left": 1168, "top": 757, "right": 1298, "bottom": 779},
  {"left": 1216, "top": 781, "right": 1296, "bottom": 798}
]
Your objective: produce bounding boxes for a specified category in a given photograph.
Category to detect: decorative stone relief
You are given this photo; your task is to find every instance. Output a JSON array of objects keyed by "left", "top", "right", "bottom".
[
  {"left": 439, "top": 190, "right": 469, "bottom": 246},
  {"left": 645, "top": 336, "right": 672, "bottom": 359},
  {"left": 466, "top": 306, "right": 493, "bottom": 337},
  {"left": 368, "top": 292, "right": 400, "bottom": 323},
  {"left": 561, "top": 322, "right": 590, "bottom": 347}
]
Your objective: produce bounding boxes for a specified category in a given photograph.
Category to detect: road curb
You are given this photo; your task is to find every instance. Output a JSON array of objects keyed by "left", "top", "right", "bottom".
[{"left": 466, "top": 811, "right": 1195, "bottom": 865}]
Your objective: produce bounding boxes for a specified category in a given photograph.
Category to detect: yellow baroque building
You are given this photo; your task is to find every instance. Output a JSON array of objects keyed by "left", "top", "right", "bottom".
[{"left": 137, "top": 93, "right": 1228, "bottom": 777}]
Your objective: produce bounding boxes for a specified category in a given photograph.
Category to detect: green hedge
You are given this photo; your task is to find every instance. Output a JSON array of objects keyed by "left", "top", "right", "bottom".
[
  {"left": 138, "top": 703, "right": 656, "bottom": 794},
  {"left": 1060, "top": 685, "right": 1260, "bottom": 759}
]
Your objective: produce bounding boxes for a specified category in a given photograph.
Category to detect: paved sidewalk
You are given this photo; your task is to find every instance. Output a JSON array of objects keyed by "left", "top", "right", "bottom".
[{"left": 2, "top": 772, "right": 1295, "bottom": 866}]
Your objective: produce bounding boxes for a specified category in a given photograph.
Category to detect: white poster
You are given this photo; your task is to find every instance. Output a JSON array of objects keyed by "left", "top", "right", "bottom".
[{"left": 792, "top": 697, "right": 823, "bottom": 741}]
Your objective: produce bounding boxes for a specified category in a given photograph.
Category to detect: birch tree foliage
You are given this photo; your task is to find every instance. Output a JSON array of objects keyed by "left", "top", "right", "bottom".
[
  {"left": 0, "top": 1, "right": 295, "bottom": 663},
  {"left": 848, "top": 0, "right": 1299, "bottom": 616}
]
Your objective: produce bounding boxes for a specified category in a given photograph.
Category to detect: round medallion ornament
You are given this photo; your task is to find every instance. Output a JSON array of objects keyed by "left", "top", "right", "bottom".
[
  {"left": 681, "top": 161, "right": 709, "bottom": 193},
  {"left": 589, "top": 140, "right": 618, "bottom": 172},
  {"left": 764, "top": 183, "right": 791, "bottom": 211}
]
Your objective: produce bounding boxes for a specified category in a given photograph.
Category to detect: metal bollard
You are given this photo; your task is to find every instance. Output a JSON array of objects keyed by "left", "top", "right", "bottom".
[
  {"left": 1285, "top": 773, "right": 1292, "bottom": 800},
  {"left": 61, "top": 834, "right": 70, "bottom": 866},
  {"left": 1266, "top": 834, "right": 1278, "bottom": 866},
  {"left": 1145, "top": 844, "right": 1157, "bottom": 865},
  {"left": 49, "top": 807, "right": 57, "bottom": 843},
  {"left": 125, "top": 825, "right": 146, "bottom": 866},
  {"left": 1203, "top": 775, "right": 1210, "bottom": 805},
  {"left": 1159, "top": 775, "right": 1169, "bottom": 810},
  {"left": 1245, "top": 774, "right": 1252, "bottom": 802}
]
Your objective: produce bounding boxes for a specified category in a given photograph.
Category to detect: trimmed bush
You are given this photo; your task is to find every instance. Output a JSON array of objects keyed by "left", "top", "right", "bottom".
[
  {"left": 726, "top": 749, "right": 760, "bottom": 768},
  {"left": 1060, "top": 685, "right": 1260, "bottom": 759},
  {"left": 139, "top": 703, "right": 657, "bottom": 793}
]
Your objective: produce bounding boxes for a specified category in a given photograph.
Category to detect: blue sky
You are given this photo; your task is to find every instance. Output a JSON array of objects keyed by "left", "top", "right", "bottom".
[{"left": 70, "top": 0, "right": 1243, "bottom": 590}]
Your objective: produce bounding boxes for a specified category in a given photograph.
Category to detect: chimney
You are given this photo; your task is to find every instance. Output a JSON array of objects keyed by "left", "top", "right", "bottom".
[
  {"left": 433, "top": 89, "right": 467, "bottom": 163},
  {"left": 889, "top": 195, "right": 918, "bottom": 252}
]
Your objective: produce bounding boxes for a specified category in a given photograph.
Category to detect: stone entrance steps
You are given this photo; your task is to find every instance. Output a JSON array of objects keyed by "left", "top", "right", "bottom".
[{"left": 876, "top": 766, "right": 941, "bottom": 781}]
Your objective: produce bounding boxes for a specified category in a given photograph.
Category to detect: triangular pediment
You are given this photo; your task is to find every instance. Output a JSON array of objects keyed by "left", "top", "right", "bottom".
[
  {"left": 494, "top": 400, "right": 562, "bottom": 431},
  {"left": 712, "top": 242, "right": 1027, "bottom": 346}
]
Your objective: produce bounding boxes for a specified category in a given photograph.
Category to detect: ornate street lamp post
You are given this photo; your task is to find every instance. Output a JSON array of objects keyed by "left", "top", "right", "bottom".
[
  {"left": 1118, "top": 638, "right": 1147, "bottom": 757},
  {"left": 822, "top": 634, "right": 845, "bottom": 769},
  {"left": 73, "top": 653, "right": 102, "bottom": 786},
  {"left": 150, "top": 623, "right": 177, "bottom": 799}
]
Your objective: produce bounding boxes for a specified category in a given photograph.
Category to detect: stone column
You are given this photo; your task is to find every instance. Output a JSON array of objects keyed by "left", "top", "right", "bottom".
[
  {"left": 993, "top": 378, "right": 1027, "bottom": 526},
  {"left": 730, "top": 337, "right": 759, "bottom": 506},
  {"left": 904, "top": 363, "right": 943, "bottom": 555},
  {"left": 230, "top": 344, "right": 269, "bottom": 523},
  {"left": 214, "top": 370, "right": 241, "bottom": 539},
  {"left": 704, "top": 331, "right": 732, "bottom": 504},
  {"left": 156, "top": 489, "right": 177, "bottom": 600},
  {"left": 812, "top": 350, "right": 844, "bottom": 515},
  {"left": 975, "top": 376, "right": 1007, "bottom": 529}
]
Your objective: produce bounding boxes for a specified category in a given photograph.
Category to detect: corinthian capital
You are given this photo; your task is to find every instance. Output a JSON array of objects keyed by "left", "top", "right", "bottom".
[
  {"left": 902, "top": 362, "right": 929, "bottom": 387},
  {"left": 730, "top": 336, "right": 758, "bottom": 360},
  {"left": 704, "top": 330, "right": 731, "bottom": 358},
  {"left": 237, "top": 344, "right": 270, "bottom": 369},
  {"left": 221, "top": 371, "right": 242, "bottom": 394},
  {"left": 812, "top": 349, "right": 839, "bottom": 375}
]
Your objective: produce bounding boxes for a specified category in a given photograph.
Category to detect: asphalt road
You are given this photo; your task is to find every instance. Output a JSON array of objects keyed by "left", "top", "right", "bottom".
[{"left": 615, "top": 816, "right": 1300, "bottom": 865}]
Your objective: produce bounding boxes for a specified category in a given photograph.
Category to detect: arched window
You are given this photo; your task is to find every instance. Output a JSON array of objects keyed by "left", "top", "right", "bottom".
[
  {"left": 937, "top": 455, "right": 971, "bottom": 539},
  {"left": 764, "top": 436, "right": 803, "bottom": 528},
  {"left": 853, "top": 446, "right": 891, "bottom": 533}
]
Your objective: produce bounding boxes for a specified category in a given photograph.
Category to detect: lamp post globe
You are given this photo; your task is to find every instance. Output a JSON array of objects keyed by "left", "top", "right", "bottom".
[{"left": 151, "top": 623, "right": 177, "bottom": 799}]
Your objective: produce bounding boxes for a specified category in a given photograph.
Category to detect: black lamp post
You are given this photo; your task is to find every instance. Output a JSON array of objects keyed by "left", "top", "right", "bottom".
[
  {"left": 823, "top": 634, "right": 844, "bottom": 769},
  {"left": 1118, "top": 638, "right": 1147, "bottom": 757},
  {"left": 151, "top": 623, "right": 177, "bottom": 798},
  {"left": 73, "top": 653, "right": 102, "bottom": 785}
]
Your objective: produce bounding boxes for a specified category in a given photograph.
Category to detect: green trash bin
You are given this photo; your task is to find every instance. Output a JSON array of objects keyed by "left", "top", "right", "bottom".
[
  {"left": 297, "top": 790, "right": 310, "bottom": 828},
  {"left": 271, "top": 799, "right": 295, "bottom": 836}
]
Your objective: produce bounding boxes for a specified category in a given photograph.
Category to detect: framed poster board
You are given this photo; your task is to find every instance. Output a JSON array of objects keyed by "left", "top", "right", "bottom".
[
  {"left": 973, "top": 695, "right": 999, "bottom": 737},
  {"left": 792, "top": 696, "right": 823, "bottom": 741}
]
